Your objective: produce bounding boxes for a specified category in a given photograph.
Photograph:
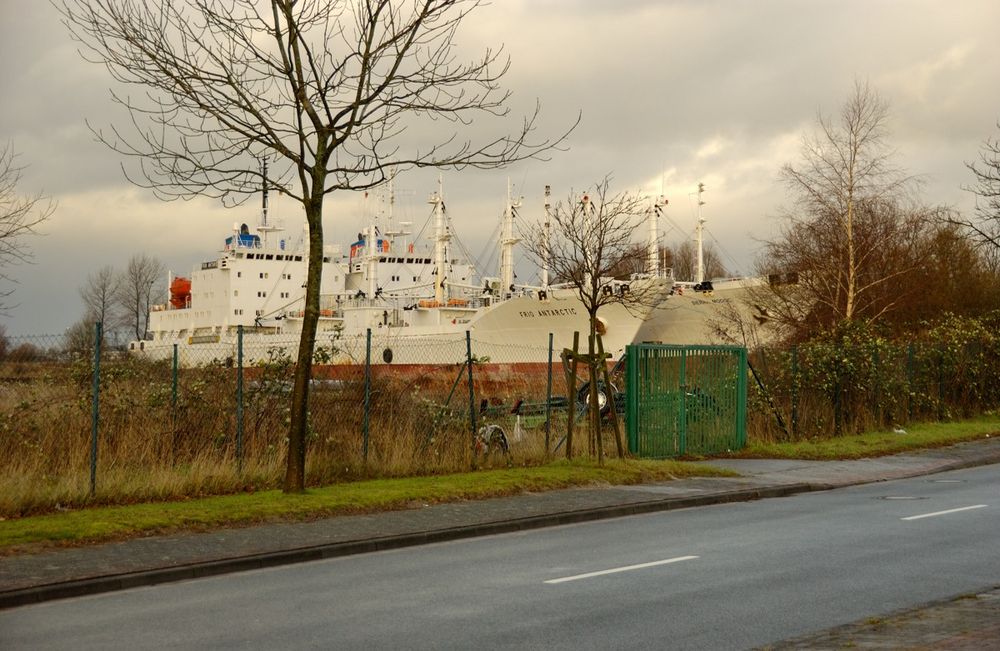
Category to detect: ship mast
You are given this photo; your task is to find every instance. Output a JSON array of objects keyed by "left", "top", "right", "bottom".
[
  {"left": 541, "top": 185, "right": 551, "bottom": 290},
  {"left": 649, "top": 195, "right": 667, "bottom": 277},
  {"left": 499, "top": 179, "right": 521, "bottom": 298},
  {"left": 695, "top": 182, "right": 706, "bottom": 284},
  {"left": 430, "top": 176, "right": 450, "bottom": 304},
  {"left": 256, "top": 157, "right": 280, "bottom": 249},
  {"left": 366, "top": 223, "right": 378, "bottom": 298},
  {"left": 261, "top": 158, "right": 269, "bottom": 228}
]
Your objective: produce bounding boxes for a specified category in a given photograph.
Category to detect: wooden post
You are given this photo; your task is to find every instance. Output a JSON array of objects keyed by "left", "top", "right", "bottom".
[
  {"left": 588, "top": 330, "right": 598, "bottom": 459},
  {"left": 563, "top": 331, "right": 580, "bottom": 459},
  {"left": 597, "top": 334, "right": 626, "bottom": 458}
]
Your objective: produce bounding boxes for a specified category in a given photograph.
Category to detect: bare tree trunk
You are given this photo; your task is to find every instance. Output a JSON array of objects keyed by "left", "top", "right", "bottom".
[
  {"left": 588, "top": 315, "right": 603, "bottom": 464},
  {"left": 284, "top": 195, "right": 324, "bottom": 493}
]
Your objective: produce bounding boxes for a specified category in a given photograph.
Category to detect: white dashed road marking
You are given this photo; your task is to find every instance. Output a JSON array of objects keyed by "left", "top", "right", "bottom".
[
  {"left": 545, "top": 555, "right": 699, "bottom": 584},
  {"left": 901, "top": 505, "right": 988, "bottom": 521}
]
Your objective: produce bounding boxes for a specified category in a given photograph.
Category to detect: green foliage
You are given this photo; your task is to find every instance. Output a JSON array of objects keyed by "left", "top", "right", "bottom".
[{"left": 749, "top": 312, "right": 1000, "bottom": 441}]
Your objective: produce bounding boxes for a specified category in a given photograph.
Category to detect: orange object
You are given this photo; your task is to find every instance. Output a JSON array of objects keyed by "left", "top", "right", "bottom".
[{"left": 169, "top": 277, "right": 191, "bottom": 309}]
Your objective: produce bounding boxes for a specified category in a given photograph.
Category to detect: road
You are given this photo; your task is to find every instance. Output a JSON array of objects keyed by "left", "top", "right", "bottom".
[{"left": 2, "top": 464, "right": 998, "bottom": 650}]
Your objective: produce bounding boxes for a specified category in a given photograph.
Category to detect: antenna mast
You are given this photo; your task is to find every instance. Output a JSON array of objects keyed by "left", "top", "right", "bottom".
[{"left": 696, "top": 182, "right": 706, "bottom": 284}]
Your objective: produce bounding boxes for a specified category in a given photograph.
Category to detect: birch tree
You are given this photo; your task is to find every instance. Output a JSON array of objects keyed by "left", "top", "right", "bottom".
[{"left": 748, "top": 81, "right": 919, "bottom": 338}]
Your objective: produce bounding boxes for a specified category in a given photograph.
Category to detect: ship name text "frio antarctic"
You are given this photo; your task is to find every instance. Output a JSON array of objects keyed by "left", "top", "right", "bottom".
[{"left": 518, "top": 308, "right": 578, "bottom": 318}]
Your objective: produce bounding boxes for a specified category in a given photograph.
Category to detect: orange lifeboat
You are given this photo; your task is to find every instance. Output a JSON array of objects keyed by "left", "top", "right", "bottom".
[{"left": 169, "top": 277, "right": 191, "bottom": 309}]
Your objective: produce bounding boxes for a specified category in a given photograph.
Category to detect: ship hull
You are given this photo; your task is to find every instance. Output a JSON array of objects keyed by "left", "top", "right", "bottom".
[{"left": 131, "top": 288, "right": 659, "bottom": 367}]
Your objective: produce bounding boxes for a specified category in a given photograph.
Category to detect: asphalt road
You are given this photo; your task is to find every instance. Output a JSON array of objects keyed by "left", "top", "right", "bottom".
[{"left": 2, "top": 464, "right": 998, "bottom": 650}]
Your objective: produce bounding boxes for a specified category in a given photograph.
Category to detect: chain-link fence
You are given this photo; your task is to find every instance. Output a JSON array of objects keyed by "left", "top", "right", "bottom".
[
  {"left": 7, "top": 322, "right": 995, "bottom": 515},
  {"left": 0, "top": 325, "right": 587, "bottom": 515}
]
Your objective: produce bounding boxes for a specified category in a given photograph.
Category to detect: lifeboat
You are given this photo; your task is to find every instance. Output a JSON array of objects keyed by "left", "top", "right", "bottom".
[
  {"left": 447, "top": 298, "right": 469, "bottom": 307},
  {"left": 169, "top": 277, "right": 191, "bottom": 309},
  {"left": 418, "top": 299, "right": 442, "bottom": 308}
]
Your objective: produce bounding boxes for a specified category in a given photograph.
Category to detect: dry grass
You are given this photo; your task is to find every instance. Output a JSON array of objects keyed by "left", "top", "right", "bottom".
[{"left": 0, "top": 357, "right": 571, "bottom": 517}]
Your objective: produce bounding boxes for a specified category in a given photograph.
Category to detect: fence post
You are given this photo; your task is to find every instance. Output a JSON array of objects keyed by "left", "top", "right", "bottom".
[
  {"left": 873, "top": 346, "right": 881, "bottom": 427},
  {"left": 171, "top": 342, "right": 179, "bottom": 464},
  {"left": 236, "top": 324, "right": 244, "bottom": 473},
  {"left": 363, "top": 327, "right": 371, "bottom": 465},
  {"left": 545, "top": 332, "right": 553, "bottom": 458},
  {"left": 907, "top": 343, "right": 915, "bottom": 422},
  {"left": 90, "top": 321, "right": 102, "bottom": 497},
  {"left": 466, "top": 330, "right": 477, "bottom": 468},
  {"left": 790, "top": 345, "right": 799, "bottom": 438},
  {"left": 833, "top": 357, "right": 842, "bottom": 437},
  {"left": 937, "top": 345, "right": 944, "bottom": 421},
  {"left": 172, "top": 343, "right": 178, "bottom": 408}
]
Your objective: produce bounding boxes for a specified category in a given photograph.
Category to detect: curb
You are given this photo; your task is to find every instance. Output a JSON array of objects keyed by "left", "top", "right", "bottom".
[
  {"left": 3, "top": 444, "right": 998, "bottom": 611},
  {"left": 0, "top": 482, "right": 817, "bottom": 610}
]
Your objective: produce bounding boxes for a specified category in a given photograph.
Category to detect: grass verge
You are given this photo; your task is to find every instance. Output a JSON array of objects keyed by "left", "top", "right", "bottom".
[
  {"left": 0, "top": 459, "right": 734, "bottom": 553},
  {"left": 735, "top": 414, "right": 1000, "bottom": 460}
]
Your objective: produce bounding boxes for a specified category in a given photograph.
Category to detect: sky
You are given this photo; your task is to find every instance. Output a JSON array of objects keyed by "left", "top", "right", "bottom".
[{"left": 2, "top": 0, "right": 999, "bottom": 336}]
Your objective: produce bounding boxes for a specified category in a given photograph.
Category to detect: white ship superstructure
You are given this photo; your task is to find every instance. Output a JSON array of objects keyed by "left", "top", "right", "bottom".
[{"left": 133, "top": 178, "right": 665, "bottom": 366}]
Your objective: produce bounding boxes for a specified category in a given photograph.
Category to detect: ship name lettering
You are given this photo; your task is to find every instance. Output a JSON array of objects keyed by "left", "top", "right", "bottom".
[{"left": 536, "top": 308, "right": 577, "bottom": 317}]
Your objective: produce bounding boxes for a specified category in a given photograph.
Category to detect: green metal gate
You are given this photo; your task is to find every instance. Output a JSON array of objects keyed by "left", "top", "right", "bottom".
[{"left": 625, "top": 344, "right": 747, "bottom": 458}]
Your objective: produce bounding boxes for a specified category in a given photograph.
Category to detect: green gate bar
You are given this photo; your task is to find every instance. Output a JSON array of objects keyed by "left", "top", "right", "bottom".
[{"left": 626, "top": 344, "right": 747, "bottom": 458}]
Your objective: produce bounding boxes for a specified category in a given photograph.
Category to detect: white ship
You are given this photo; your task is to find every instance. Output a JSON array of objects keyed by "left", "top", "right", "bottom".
[{"left": 129, "top": 178, "right": 674, "bottom": 368}]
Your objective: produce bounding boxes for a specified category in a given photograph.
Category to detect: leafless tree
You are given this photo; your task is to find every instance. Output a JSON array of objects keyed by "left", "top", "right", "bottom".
[
  {"left": 0, "top": 143, "right": 54, "bottom": 310},
  {"left": 670, "top": 240, "right": 728, "bottom": 282},
  {"left": 116, "top": 254, "right": 165, "bottom": 341},
  {"left": 79, "top": 264, "right": 122, "bottom": 327},
  {"left": 64, "top": 317, "right": 99, "bottom": 356},
  {"left": 950, "top": 122, "right": 1000, "bottom": 252},
  {"left": 747, "top": 81, "right": 921, "bottom": 339},
  {"left": 57, "top": 0, "right": 574, "bottom": 492},
  {"left": 521, "top": 179, "right": 667, "bottom": 459},
  {"left": 606, "top": 243, "right": 673, "bottom": 280}
]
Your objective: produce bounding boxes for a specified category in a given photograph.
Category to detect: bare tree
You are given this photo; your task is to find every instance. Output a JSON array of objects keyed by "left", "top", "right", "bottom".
[
  {"left": 670, "top": 240, "right": 728, "bottom": 282},
  {"left": 79, "top": 264, "right": 122, "bottom": 327},
  {"left": 57, "top": 0, "right": 573, "bottom": 492},
  {"left": 607, "top": 242, "right": 673, "bottom": 280},
  {"left": 64, "top": 317, "right": 99, "bottom": 356},
  {"left": 116, "top": 254, "right": 165, "bottom": 341},
  {"left": 521, "top": 179, "right": 667, "bottom": 459},
  {"left": 523, "top": 180, "right": 667, "bottom": 338},
  {"left": 0, "top": 143, "right": 54, "bottom": 309},
  {"left": 952, "top": 122, "right": 1000, "bottom": 251}
]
